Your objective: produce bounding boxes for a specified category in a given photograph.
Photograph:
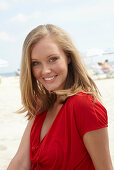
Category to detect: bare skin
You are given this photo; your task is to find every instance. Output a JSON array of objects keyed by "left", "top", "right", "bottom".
[
  {"left": 7, "top": 118, "right": 34, "bottom": 170},
  {"left": 83, "top": 128, "right": 113, "bottom": 170},
  {"left": 40, "top": 99, "right": 63, "bottom": 142},
  {"left": 102, "top": 60, "right": 112, "bottom": 72}
]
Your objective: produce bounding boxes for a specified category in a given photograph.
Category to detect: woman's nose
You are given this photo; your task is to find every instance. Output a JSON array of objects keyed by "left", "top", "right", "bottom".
[{"left": 42, "top": 64, "right": 51, "bottom": 75}]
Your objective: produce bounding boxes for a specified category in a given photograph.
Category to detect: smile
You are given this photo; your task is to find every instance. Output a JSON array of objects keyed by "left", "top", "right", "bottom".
[{"left": 44, "top": 76, "right": 56, "bottom": 81}]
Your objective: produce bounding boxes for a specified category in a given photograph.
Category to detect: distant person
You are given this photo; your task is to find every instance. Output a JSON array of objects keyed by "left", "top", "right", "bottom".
[
  {"left": 102, "top": 59, "right": 112, "bottom": 73},
  {"left": 7, "top": 24, "right": 113, "bottom": 169},
  {"left": 97, "top": 62, "right": 103, "bottom": 66}
]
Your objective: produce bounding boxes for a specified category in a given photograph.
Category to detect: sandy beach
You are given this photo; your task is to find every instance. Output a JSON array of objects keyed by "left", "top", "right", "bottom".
[{"left": 0, "top": 76, "right": 114, "bottom": 169}]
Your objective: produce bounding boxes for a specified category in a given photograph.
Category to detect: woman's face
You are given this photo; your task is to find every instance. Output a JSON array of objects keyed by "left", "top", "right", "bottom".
[{"left": 31, "top": 36, "right": 70, "bottom": 92}]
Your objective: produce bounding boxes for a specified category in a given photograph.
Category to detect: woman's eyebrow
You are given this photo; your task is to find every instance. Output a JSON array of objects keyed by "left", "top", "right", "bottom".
[
  {"left": 47, "top": 54, "right": 59, "bottom": 58},
  {"left": 31, "top": 54, "right": 59, "bottom": 61},
  {"left": 31, "top": 59, "right": 38, "bottom": 61}
]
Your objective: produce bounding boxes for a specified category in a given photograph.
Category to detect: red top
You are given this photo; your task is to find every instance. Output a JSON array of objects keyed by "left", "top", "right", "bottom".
[{"left": 30, "top": 92, "right": 108, "bottom": 170}]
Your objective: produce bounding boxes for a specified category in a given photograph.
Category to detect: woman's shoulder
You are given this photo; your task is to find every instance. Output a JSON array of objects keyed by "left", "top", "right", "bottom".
[
  {"left": 68, "top": 92, "right": 107, "bottom": 113},
  {"left": 68, "top": 92, "right": 108, "bottom": 138},
  {"left": 68, "top": 92, "right": 93, "bottom": 105}
]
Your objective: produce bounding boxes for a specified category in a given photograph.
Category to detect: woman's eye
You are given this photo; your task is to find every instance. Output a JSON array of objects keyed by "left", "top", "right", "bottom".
[
  {"left": 32, "top": 61, "right": 40, "bottom": 66},
  {"left": 49, "top": 57, "right": 57, "bottom": 62}
]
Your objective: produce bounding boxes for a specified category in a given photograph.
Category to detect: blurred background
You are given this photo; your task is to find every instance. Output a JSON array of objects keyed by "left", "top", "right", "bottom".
[{"left": 0, "top": 0, "right": 114, "bottom": 75}]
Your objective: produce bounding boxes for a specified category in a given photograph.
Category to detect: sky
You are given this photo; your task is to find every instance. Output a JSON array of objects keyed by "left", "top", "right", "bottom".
[{"left": 0, "top": 0, "right": 114, "bottom": 73}]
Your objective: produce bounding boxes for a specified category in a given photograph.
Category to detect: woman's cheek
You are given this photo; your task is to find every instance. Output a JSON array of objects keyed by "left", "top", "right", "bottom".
[
  {"left": 53, "top": 63, "right": 62, "bottom": 72},
  {"left": 32, "top": 68, "right": 39, "bottom": 79}
]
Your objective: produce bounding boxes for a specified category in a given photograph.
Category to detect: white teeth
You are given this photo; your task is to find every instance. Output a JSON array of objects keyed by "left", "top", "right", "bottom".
[{"left": 44, "top": 76, "right": 55, "bottom": 80}]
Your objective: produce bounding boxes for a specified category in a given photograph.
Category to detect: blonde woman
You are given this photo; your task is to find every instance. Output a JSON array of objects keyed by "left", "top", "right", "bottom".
[{"left": 7, "top": 24, "right": 113, "bottom": 170}]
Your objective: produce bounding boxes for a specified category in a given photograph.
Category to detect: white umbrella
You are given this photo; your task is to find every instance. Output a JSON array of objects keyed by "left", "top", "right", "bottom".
[{"left": 85, "top": 48, "right": 104, "bottom": 57}]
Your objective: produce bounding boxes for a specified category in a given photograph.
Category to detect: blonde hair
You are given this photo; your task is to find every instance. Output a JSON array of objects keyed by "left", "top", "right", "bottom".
[{"left": 19, "top": 24, "right": 100, "bottom": 119}]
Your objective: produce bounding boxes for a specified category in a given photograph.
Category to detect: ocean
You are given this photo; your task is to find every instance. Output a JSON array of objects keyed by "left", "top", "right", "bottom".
[{"left": 0, "top": 72, "right": 17, "bottom": 77}]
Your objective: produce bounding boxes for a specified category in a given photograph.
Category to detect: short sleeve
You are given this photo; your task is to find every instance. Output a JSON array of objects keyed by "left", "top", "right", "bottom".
[{"left": 72, "top": 93, "right": 108, "bottom": 138}]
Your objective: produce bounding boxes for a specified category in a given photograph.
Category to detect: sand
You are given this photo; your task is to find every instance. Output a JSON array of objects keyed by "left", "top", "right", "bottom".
[{"left": 0, "top": 76, "right": 114, "bottom": 169}]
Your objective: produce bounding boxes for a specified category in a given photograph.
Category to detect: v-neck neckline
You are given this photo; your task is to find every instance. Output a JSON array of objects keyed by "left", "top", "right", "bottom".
[{"left": 39, "top": 103, "right": 65, "bottom": 144}]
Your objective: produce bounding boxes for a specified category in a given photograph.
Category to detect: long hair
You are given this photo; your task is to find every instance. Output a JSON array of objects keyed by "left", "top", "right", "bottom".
[{"left": 18, "top": 24, "right": 100, "bottom": 119}]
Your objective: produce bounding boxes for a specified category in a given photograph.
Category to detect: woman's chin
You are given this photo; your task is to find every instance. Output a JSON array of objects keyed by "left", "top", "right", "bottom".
[{"left": 44, "top": 86, "right": 58, "bottom": 92}]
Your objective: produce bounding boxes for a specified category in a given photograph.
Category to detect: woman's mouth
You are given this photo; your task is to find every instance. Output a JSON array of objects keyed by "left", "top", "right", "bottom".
[
  {"left": 44, "top": 76, "right": 55, "bottom": 80},
  {"left": 43, "top": 75, "right": 57, "bottom": 82}
]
